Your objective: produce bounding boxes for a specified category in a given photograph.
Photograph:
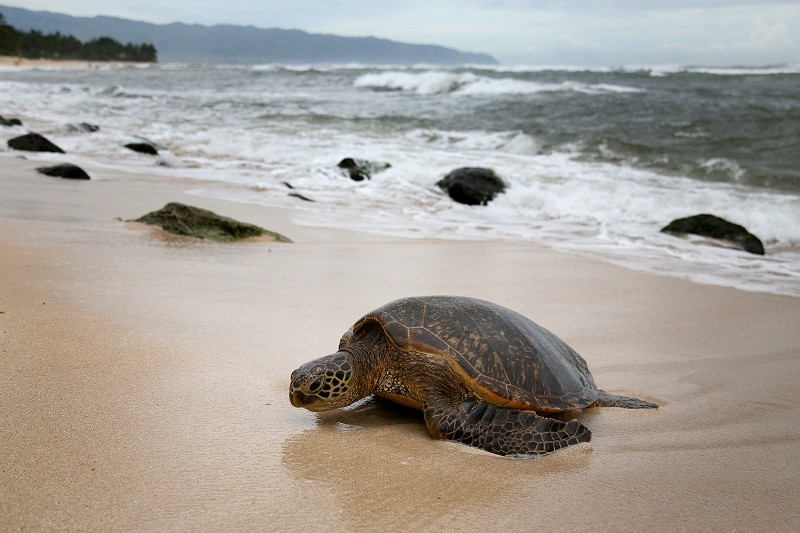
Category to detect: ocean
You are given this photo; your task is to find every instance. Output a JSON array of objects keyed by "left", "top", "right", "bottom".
[{"left": 1, "top": 63, "right": 799, "bottom": 296}]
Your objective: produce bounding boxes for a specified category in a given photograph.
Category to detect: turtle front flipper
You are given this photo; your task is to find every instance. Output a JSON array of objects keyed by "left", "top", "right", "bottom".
[{"left": 423, "top": 397, "right": 591, "bottom": 457}]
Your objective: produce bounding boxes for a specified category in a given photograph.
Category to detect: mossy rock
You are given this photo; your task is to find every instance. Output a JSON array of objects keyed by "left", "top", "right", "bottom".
[
  {"left": 661, "top": 213, "right": 764, "bottom": 255},
  {"left": 37, "top": 163, "right": 90, "bottom": 180},
  {"left": 125, "top": 142, "right": 158, "bottom": 155},
  {"left": 437, "top": 167, "right": 506, "bottom": 205},
  {"left": 132, "top": 202, "right": 292, "bottom": 243},
  {"left": 1, "top": 116, "right": 22, "bottom": 127},
  {"left": 7, "top": 133, "right": 64, "bottom": 153},
  {"left": 337, "top": 158, "right": 391, "bottom": 181}
]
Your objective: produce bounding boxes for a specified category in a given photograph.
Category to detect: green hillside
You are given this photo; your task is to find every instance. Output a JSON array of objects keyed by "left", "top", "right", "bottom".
[
  {"left": 0, "top": 12, "right": 156, "bottom": 61},
  {"left": 0, "top": 5, "right": 496, "bottom": 65}
]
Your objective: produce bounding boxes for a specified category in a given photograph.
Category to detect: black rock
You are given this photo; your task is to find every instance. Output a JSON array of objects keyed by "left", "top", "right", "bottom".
[
  {"left": 125, "top": 142, "right": 158, "bottom": 155},
  {"left": 7, "top": 133, "right": 65, "bottom": 153},
  {"left": 289, "top": 192, "right": 315, "bottom": 202},
  {"left": 337, "top": 158, "right": 391, "bottom": 181},
  {"left": 1, "top": 116, "right": 22, "bottom": 127},
  {"left": 661, "top": 214, "right": 764, "bottom": 255},
  {"left": 67, "top": 123, "right": 100, "bottom": 133},
  {"left": 37, "top": 163, "right": 90, "bottom": 180},
  {"left": 437, "top": 167, "right": 506, "bottom": 205},
  {"left": 131, "top": 202, "right": 292, "bottom": 242}
]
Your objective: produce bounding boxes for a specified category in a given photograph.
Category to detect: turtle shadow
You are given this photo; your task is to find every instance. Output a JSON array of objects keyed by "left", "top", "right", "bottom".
[
  {"left": 281, "top": 396, "right": 593, "bottom": 529},
  {"left": 308, "top": 395, "right": 598, "bottom": 432},
  {"left": 315, "top": 395, "right": 423, "bottom": 427}
]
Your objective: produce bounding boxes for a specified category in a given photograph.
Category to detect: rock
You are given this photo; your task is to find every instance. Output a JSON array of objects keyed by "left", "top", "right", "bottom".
[
  {"left": 131, "top": 202, "right": 292, "bottom": 243},
  {"left": 337, "top": 158, "right": 391, "bottom": 181},
  {"left": 66, "top": 123, "right": 100, "bottom": 133},
  {"left": 661, "top": 214, "right": 764, "bottom": 255},
  {"left": 7, "top": 133, "right": 65, "bottom": 153},
  {"left": 289, "top": 192, "right": 315, "bottom": 202},
  {"left": 36, "top": 163, "right": 90, "bottom": 180},
  {"left": 125, "top": 142, "right": 158, "bottom": 155},
  {"left": 437, "top": 167, "right": 506, "bottom": 205},
  {"left": 1, "top": 116, "right": 22, "bottom": 127}
]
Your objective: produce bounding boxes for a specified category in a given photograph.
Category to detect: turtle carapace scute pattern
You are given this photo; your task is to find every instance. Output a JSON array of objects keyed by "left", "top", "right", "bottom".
[{"left": 289, "top": 296, "right": 656, "bottom": 457}]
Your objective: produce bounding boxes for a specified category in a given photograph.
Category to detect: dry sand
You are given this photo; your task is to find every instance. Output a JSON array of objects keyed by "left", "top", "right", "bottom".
[{"left": 1, "top": 154, "right": 799, "bottom": 531}]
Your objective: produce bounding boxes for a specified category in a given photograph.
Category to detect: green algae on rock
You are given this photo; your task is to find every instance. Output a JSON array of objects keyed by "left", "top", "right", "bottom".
[
  {"left": 132, "top": 202, "right": 292, "bottom": 242},
  {"left": 1, "top": 115, "right": 23, "bottom": 127}
]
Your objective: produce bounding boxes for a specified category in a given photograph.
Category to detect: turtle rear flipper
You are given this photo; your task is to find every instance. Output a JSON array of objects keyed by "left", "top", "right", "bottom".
[
  {"left": 423, "top": 398, "right": 591, "bottom": 456},
  {"left": 592, "top": 390, "right": 658, "bottom": 409}
]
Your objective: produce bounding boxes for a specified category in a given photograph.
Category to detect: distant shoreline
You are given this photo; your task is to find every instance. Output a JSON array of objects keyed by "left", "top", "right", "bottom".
[{"left": 0, "top": 56, "right": 157, "bottom": 68}]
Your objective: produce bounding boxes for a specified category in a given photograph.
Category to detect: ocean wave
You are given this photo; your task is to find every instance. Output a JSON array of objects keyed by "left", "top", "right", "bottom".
[
  {"left": 353, "top": 71, "right": 643, "bottom": 96},
  {"left": 183, "top": 143, "right": 800, "bottom": 295},
  {"left": 471, "top": 63, "right": 800, "bottom": 77},
  {"left": 700, "top": 158, "right": 746, "bottom": 182},
  {"left": 3, "top": 64, "right": 798, "bottom": 297},
  {"left": 684, "top": 65, "right": 800, "bottom": 76}
]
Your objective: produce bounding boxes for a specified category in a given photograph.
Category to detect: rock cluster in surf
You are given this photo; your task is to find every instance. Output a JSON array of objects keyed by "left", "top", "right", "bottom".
[
  {"left": 132, "top": 202, "right": 292, "bottom": 243},
  {"left": 3, "top": 106, "right": 768, "bottom": 255}
]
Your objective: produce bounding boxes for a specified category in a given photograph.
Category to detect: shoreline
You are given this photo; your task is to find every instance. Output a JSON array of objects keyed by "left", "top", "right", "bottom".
[
  {"left": 0, "top": 55, "right": 158, "bottom": 69},
  {"left": 1, "top": 154, "right": 799, "bottom": 531},
  {"left": 2, "top": 64, "right": 798, "bottom": 300}
]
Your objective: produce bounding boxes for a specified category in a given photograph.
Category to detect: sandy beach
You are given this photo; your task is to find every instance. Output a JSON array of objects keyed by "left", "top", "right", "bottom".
[
  {"left": 1, "top": 153, "right": 799, "bottom": 531},
  {"left": 0, "top": 56, "right": 155, "bottom": 69}
]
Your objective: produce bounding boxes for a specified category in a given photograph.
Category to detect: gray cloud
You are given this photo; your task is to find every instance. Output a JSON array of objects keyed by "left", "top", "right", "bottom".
[{"left": 3, "top": 0, "right": 799, "bottom": 65}]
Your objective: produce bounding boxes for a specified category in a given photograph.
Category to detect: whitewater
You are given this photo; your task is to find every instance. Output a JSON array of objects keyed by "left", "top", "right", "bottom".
[{"left": 1, "top": 63, "right": 799, "bottom": 296}]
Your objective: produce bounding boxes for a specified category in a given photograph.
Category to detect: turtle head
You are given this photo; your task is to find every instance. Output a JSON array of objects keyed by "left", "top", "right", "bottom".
[{"left": 289, "top": 352, "right": 361, "bottom": 411}]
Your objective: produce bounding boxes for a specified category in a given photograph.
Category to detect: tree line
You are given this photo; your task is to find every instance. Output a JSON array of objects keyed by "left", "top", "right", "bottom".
[{"left": 0, "top": 13, "right": 157, "bottom": 62}]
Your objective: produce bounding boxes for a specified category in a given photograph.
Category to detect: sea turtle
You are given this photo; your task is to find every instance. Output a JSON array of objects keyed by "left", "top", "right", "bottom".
[{"left": 289, "top": 296, "right": 657, "bottom": 456}]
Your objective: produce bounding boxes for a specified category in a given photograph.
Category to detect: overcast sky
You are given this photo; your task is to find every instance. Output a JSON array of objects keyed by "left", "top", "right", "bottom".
[{"left": 4, "top": 0, "right": 799, "bottom": 65}]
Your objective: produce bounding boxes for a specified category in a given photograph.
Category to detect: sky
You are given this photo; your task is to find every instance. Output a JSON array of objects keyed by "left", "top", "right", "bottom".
[{"left": 4, "top": 0, "right": 799, "bottom": 65}]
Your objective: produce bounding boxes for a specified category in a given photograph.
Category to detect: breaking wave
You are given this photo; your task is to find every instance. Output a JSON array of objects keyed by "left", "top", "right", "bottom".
[{"left": 353, "top": 71, "right": 643, "bottom": 96}]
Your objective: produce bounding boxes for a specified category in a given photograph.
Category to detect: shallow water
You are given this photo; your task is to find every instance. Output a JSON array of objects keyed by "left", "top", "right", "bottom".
[{"left": 1, "top": 63, "right": 799, "bottom": 295}]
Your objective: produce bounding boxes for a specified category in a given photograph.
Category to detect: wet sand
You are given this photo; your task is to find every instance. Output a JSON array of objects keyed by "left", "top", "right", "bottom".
[{"left": 1, "top": 154, "right": 799, "bottom": 531}]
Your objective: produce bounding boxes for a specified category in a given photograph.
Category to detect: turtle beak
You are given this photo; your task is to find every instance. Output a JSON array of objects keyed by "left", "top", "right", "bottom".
[{"left": 290, "top": 389, "right": 316, "bottom": 408}]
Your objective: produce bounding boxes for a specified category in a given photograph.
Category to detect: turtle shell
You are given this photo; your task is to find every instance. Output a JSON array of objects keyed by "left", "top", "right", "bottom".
[{"left": 346, "top": 296, "right": 599, "bottom": 412}]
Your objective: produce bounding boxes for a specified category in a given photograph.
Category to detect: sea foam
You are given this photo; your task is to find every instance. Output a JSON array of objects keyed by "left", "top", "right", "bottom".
[
  {"left": 353, "top": 71, "right": 643, "bottom": 96},
  {"left": 2, "top": 64, "right": 798, "bottom": 297}
]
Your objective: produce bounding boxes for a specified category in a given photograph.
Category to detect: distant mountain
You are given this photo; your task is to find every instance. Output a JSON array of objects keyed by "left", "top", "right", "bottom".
[{"left": 0, "top": 5, "right": 498, "bottom": 65}]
